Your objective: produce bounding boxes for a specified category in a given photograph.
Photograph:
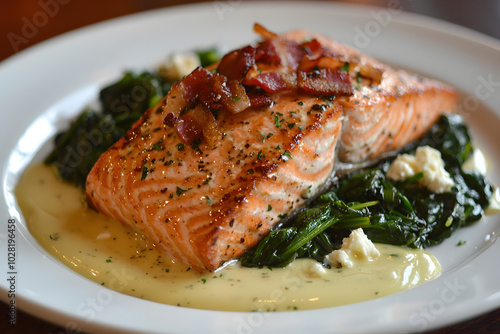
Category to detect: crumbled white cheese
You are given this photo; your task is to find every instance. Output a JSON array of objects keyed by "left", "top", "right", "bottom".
[
  {"left": 325, "top": 228, "right": 380, "bottom": 269},
  {"left": 386, "top": 145, "right": 454, "bottom": 194},
  {"left": 462, "top": 148, "right": 488, "bottom": 175},
  {"left": 304, "top": 261, "right": 327, "bottom": 278},
  {"left": 158, "top": 52, "right": 200, "bottom": 81},
  {"left": 485, "top": 187, "right": 500, "bottom": 215},
  {"left": 461, "top": 148, "right": 500, "bottom": 216}
]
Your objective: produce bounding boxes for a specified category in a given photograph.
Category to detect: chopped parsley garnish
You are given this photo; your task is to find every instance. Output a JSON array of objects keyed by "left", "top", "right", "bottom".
[
  {"left": 283, "top": 151, "right": 293, "bottom": 160},
  {"left": 340, "top": 62, "right": 350, "bottom": 72},
  {"left": 191, "top": 138, "right": 201, "bottom": 150},
  {"left": 152, "top": 140, "right": 163, "bottom": 151},
  {"left": 176, "top": 187, "right": 188, "bottom": 196},
  {"left": 274, "top": 114, "right": 282, "bottom": 128},
  {"left": 257, "top": 150, "right": 265, "bottom": 160},
  {"left": 141, "top": 165, "right": 149, "bottom": 180}
]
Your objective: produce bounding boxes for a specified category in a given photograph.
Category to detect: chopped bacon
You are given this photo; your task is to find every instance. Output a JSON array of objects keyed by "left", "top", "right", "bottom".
[
  {"left": 300, "top": 39, "right": 323, "bottom": 57},
  {"left": 298, "top": 69, "right": 353, "bottom": 96},
  {"left": 245, "top": 72, "right": 288, "bottom": 93},
  {"left": 356, "top": 62, "right": 383, "bottom": 82},
  {"left": 299, "top": 39, "right": 336, "bottom": 59},
  {"left": 163, "top": 112, "right": 177, "bottom": 127},
  {"left": 175, "top": 105, "right": 222, "bottom": 148},
  {"left": 213, "top": 74, "right": 251, "bottom": 113},
  {"left": 163, "top": 24, "right": 361, "bottom": 147},
  {"left": 255, "top": 38, "right": 304, "bottom": 71},
  {"left": 255, "top": 40, "right": 281, "bottom": 66},
  {"left": 299, "top": 55, "right": 344, "bottom": 73},
  {"left": 273, "top": 39, "right": 304, "bottom": 71},
  {"left": 247, "top": 91, "right": 272, "bottom": 108},
  {"left": 218, "top": 45, "right": 256, "bottom": 81},
  {"left": 253, "top": 23, "right": 278, "bottom": 40},
  {"left": 175, "top": 112, "right": 204, "bottom": 145},
  {"left": 190, "top": 106, "right": 223, "bottom": 148},
  {"left": 163, "top": 67, "right": 212, "bottom": 122}
]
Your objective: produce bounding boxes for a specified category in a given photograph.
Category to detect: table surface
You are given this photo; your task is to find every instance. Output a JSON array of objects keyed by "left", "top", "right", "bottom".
[{"left": 1, "top": 0, "right": 499, "bottom": 333}]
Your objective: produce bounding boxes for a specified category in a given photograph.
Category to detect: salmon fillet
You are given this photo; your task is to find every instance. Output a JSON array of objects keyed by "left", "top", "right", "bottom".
[
  {"left": 86, "top": 25, "right": 457, "bottom": 271},
  {"left": 283, "top": 31, "right": 457, "bottom": 163}
]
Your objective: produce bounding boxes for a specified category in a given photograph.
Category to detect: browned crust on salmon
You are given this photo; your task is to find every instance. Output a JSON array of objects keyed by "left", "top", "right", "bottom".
[
  {"left": 283, "top": 31, "right": 457, "bottom": 163},
  {"left": 86, "top": 28, "right": 457, "bottom": 271},
  {"left": 87, "top": 91, "right": 343, "bottom": 271}
]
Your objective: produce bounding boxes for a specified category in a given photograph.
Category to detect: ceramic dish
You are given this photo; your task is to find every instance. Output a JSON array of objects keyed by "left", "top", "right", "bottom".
[{"left": 1, "top": 2, "right": 500, "bottom": 333}]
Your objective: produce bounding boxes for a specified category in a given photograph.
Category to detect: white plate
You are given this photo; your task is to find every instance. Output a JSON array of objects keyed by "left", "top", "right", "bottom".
[{"left": 1, "top": 2, "right": 500, "bottom": 333}]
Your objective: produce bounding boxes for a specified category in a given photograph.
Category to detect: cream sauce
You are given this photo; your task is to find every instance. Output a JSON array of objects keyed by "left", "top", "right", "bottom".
[{"left": 16, "top": 163, "right": 441, "bottom": 311}]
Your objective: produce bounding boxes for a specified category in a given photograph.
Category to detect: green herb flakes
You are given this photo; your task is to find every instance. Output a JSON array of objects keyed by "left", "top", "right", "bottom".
[
  {"left": 141, "top": 165, "right": 149, "bottom": 180},
  {"left": 176, "top": 187, "right": 188, "bottom": 196},
  {"left": 340, "top": 62, "right": 350, "bottom": 72}
]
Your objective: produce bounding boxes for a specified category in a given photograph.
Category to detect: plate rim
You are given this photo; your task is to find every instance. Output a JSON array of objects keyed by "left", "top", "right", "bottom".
[{"left": 1, "top": 2, "right": 500, "bottom": 333}]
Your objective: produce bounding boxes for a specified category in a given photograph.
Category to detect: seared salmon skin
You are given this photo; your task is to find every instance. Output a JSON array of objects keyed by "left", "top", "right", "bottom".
[{"left": 86, "top": 24, "right": 457, "bottom": 271}]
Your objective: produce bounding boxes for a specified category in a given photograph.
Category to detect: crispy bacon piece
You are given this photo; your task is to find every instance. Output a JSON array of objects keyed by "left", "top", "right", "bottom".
[
  {"left": 259, "top": 39, "right": 304, "bottom": 71},
  {"left": 217, "top": 45, "right": 256, "bottom": 81},
  {"left": 246, "top": 87, "right": 272, "bottom": 107},
  {"left": 356, "top": 62, "right": 383, "bottom": 82},
  {"left": 213, "top": 75, "right": 251, "bottom": 113},
  {"left": 164, "top": 24, "right": 358, "bottom": 146},
  {"left": 176, "top": 105, "right": 222, "bottom": 148},
  {"left": 253, "top": 23, "right": 278, "bottom": 39},
  {"left": 175, "top": 112, "right": 203, "bottom": 144},
  {"left": 245, "top": 72, "right": 288, "bottom": 93},
  {"left": 255, "top": 40, "right": 281, "bottom": 66},
  {"left": 298, "top": 55, "right": 344, "bottom": 73},
  {"left": 162, "top": 67, "right": 212, "bottom": 124},
  {"left": 298, "top": 69, "right": 353, "bottom": 96}
]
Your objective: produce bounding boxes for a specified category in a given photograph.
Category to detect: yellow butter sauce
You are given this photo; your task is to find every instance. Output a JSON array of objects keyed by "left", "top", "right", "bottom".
[{"left": 16, "top": 163, "right": 441, "bottom": 311}]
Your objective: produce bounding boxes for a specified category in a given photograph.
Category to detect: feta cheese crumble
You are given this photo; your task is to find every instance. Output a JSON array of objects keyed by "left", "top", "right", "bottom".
[
  {"left": 386, "top": 145, "right": 454, "bottom": 193},
  {"left": 486, "top": 187, "right": 500, "bottom": 215},
  {"left": 158, "top": 52, "right": 200, "bottom": 81},
  {"left": 305, "top": 261, "right": 327, "bottom": 278},
  {"left": 325, "top": 228, "right": 380, "bottom": 269}
]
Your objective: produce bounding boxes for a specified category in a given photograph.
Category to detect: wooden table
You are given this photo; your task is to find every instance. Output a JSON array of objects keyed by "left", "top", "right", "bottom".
[{"left": 1, "top": 1, "right": 499, "bottom": 333}]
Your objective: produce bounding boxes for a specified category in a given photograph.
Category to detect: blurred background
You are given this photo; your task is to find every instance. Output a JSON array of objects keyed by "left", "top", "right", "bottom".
[
  {"left": 0, "top": 0, "right": 499, "bottom": 333},
  {"left": 1, "top": 0, "right": 499, "bottom": 62}
]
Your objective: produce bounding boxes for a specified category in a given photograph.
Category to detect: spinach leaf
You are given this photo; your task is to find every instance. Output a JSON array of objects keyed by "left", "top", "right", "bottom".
[
  {"left": 45, "top": 49, "right": 221, "bottom": 188},
  {"left": 45, "top": 72, "right": 169, "bottom": 188},
  {"left": 240, "top": 114, "right": 493, "bottom": 268}
]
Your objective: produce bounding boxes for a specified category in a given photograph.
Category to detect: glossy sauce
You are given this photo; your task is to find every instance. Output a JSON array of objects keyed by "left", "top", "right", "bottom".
[{"left": 16, "top": 163, "right": 441, "bottom": 311}]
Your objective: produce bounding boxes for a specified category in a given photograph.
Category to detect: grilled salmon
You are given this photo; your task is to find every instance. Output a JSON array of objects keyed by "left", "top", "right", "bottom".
[
  {"left": 86, "top": 24, "right": 457, "bottom": 271},
  {"left": 282, "top": 31, "right": 457, "bottom": 163}
]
